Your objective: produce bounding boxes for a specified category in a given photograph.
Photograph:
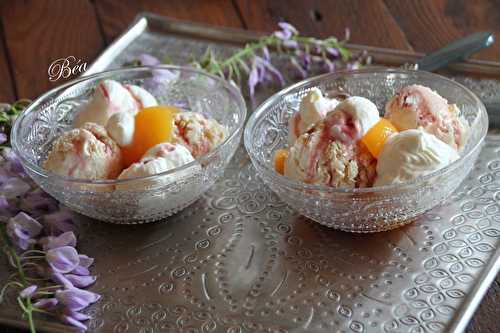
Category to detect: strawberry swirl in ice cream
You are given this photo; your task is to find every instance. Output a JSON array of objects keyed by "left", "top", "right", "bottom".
[
  {"left": 385, "top": 84, "right": 469, "bottom": 150},
  {"left": 278, "top": 85, "right": 471, "bottom": 188},
  {"left": 44, "top": 123, "right": 122, "bottom": 180},
  {"left": 43, "top": 79, "right": 228, "bottom": 186},
  {"left": 284, "top": 96, "right": 378, "bottom": 187},
  {"left": 172, "top": 112, "right": 228, "bottom": 158},
  {"left": 288, "top": 88, "right": 340, "bottom": 144},
  {"left": 73, "top": 79, "right": 158, "bottom": 128}
]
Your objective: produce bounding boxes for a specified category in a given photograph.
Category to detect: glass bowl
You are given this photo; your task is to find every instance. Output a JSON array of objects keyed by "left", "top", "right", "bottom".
[
  {"left": 244, "top": 69, "right": 488, "bottom": 232},
  {"left": 11, "top": 66, "right": 246, "bottom": 223}
]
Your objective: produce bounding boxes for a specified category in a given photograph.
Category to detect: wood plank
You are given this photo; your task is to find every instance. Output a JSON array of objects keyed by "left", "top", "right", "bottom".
[
  {"left": 95, "top": 0, "right": 244, "bottom": 43},
  {"left": 234, "top": 0, "right": 413, "bottom": 51},
  {"left": 0, "top": 19, "right": 15, "bottom": 103},
  {"left": 466, "top": 277, "right": 500, "bottom": 333},
  {"left": 1, "top": 0, "right": 105, "bottom": 100},
  {"left": 383, "top": 0, "right": 500, "bottom": 61}
]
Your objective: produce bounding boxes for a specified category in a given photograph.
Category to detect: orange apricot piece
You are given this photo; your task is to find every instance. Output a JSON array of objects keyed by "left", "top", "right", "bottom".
[
  {"left": 122, "top": 105, "right": 179, "bottom": 167},
  {"left": 274, "top": 149, "right": 289, "bottom": 175},
  {"left": 361, "top": 118, "right": 398, "bottom": 158}
]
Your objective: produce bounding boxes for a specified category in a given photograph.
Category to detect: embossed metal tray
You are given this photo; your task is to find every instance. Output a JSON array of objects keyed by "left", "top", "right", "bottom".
[{"left": 1, "top": 12, "right": 499, "bottom": 333}]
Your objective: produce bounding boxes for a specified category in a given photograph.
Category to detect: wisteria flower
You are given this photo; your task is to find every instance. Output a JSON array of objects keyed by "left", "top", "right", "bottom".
[
  {"left": 55, "top": 287, "right": 100, "bottom": 311},
  {"left": 0, "top": 133, "right": 6, "bottom": 144},
  {"left": 39, "top": 231, "right": 77, "bottom": 251},
  {"left": 19, "top": 285, "right": 37, "bottom": 298},
  {"left": 21, "top": 189, "right": 59, "bottom": 218},
  {"left": 50, "top": 271, "right": 74, "bottom": 289},
  {"left": 32, "top": 297, "right": 58, "bottom": 310},
  {"left": 61, "top": 314, "right": 87, "bottom": 330},
  {"left": 6, "top": 212, "right": 43, "bottom": 250},
  {"left": 2, "top": 148, "right": 25, "bottom": 176},
  {"left": 1, "top": 177, "right": 30, "bottom": 199},
  {"left": 46, "top": 246, "right": 79, "bottom": 273},
  {"left": 274, "top": 22, "right": 298, "bottom": 40},
  {"left": 138, "top": 53, "right": 161, "bottom": 66},
  {"left": 43, "top": 210, "right": 76, "bottom": 236},
  {"left": 78, "top": 255, "right": 94, "bottom": 268},
  {"left": 64, "top": 274, "right": 96, "bottom": 288}
]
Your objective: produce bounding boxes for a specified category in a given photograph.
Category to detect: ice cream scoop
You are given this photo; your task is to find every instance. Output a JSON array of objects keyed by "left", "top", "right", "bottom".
[
  {"left": 331, "top": 96, "right": 380, "bottom": 139},
  {"left": 385, "top": 84, "right": 469, "bottom": 150},
  {"left": 44, "top": 122, "right": 122, "bottom": 180},
  {"left": 105, "top": 112, "right": 135, "bottom": 147},
  {"left": 284, "top": 104, "right": 377, "bottom": 188},
  {"left": 172, "top": 112, "right": 228, "bottom": 158},
  {"left": 375, "top": 128, "right": 459, "bottom": 186},
  {"left": 288, "top": 88, "right": 340, "bottom": 144},
  {"left": 141, "top": 142, "right": 194, "bottom": 167},
  {"left": 117, "top": 143, "right": 196, "bottom": 189},
  {"left": 123, "top": 84, "right": 158, "bottom": 109},
  {"left": 73, "top": 80, "right": 158, "bottom": 128}
]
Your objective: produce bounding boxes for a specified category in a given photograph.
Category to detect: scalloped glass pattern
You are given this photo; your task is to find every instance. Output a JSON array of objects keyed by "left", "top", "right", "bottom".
[
  {"left": 12, "top": 66, "right": 246, "bottom": 223},
  {"left": 245, "top": 69, "right": 488, "bottom": 232}
]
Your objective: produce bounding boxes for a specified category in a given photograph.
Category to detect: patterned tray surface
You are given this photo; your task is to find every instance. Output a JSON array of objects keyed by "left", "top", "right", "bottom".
[{"left": 1, "top": 16, "right": 499, "bottom": 333}]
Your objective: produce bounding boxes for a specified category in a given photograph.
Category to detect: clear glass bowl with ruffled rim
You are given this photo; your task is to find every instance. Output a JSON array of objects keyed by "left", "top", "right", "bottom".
[
  {"left": 244, "top": 68, "right": 488, "bottom": 232},
  {"left": 11, "top": 66, "right": 247, "bottom": 224}
]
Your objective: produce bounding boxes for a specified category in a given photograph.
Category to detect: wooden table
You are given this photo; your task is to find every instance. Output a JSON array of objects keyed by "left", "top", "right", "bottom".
[{"left": 0, "top": 1, "right": 498, "bottom": 332}]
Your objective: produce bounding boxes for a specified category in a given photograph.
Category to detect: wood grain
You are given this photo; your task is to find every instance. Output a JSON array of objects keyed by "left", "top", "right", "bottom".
[
  {"left": 383, "top": 0, "right": 500, "bottom": 61},
  {"left": 234, "top": 0, "right": 413, "bottom": 50},
  {"left": 95, "top": 0, "right": 244, "bottom": 43},
  {"left": 466, "top": 277, "right": 500, "bottom": 333},
  {"left": 0, "top": 18, "right": 15, "bottom": 103},
  {"left": 0, "top": 0, "right": 105, "bottom": 99}
]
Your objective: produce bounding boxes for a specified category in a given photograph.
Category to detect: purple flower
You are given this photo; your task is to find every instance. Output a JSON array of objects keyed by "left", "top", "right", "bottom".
[
  {"left": 6, "top": 212, "right": 43, "bottom": 250},
  {"left": 274, "top": 22, "right": 298, "bottom": 40},
  {"left": 39, "top": 231, "right": 77, "bottom": 251},
  {"left": 326, "top": 47, "right": 340, "bottom": 57},
  {"left": 19, "top": 285, "right": 37, "bottom": 298},
  {"left": 0, "top": 133, "right": 6, "bottom": 144},
  {"left": 61, "top": 314, "right": 87, "bottom": 330},
  {"left": 70, "top": 265, "right": 90, "bottom": 276},
  {"left": 138, "top": 53, "right": 161, "bottom": 66},
  {"left": 2, "top": 148, "right": 25, "bottom": 176},
  {"left": 78, "top": 255, "right": 94, "bottom": 268},
  {"left": 65, "top": 274, "right": 96, "bottom": 288},
  {"left": 46, "top": 246, "right": 79, "bottom": 273},
  {"left": 51, "top": 271, "right": 74, "bottom": 289},
  {"left": 63, "top": 309, "right": 91, "bottom": 321},
  {"left": 43, "top": 210, "right": 76, "bottom": 236},
  {"left": 1, "top": 177, "right": 30, "bottom": 199},
  {"left": 55, "top": 288, "right": 100, "bottom": 311},
  {"left": 247, "top": 64, "right": 260, "bottom": 99},
  {"left": 21, "top": 189, "right": 58, "bottom": 218},
  {"left": 33, "top": 298, "right": 58, "bottom": 310}
]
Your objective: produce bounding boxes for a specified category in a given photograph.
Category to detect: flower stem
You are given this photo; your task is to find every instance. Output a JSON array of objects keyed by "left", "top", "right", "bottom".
[{"left": 1, "top": 225, "right": 37, "bottom": 333}]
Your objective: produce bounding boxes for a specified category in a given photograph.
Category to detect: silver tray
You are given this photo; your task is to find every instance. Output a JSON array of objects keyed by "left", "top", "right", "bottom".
[{"left": 1, "top": 12, "right": 499, "bottom": 333}]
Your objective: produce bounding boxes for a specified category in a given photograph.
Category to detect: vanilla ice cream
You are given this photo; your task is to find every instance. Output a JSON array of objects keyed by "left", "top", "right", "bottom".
[
  {"left": 124, "top": 84, "right": 158, "bottom": 109},
  {"left": 385, "top": 85, "right": 469, "bottom": 150},
  {"left": 106, "top": 112, "right": 135, "bottom": 147},
  {"left": 284, "top": 114, "right": 376, "bottom": 188},
  {"left": 73, "top": 80, "right": 158, "bottom": 128},
  {"left": 117, "top": 143, "right": 196, "bottom": 190},
  {"left": 288, "top": 88, "right": 340, "bottom": 144},
  {"left": 375, "top": 128, "right": 459, "bottom": 186},
  {"left": 332, "top": 96, "right": 380, "bottom": 138},
  {"left": 172, "top": 112, "right": 227, "bottom": 158},
  {"left": 44, "top": 122, "right": 122, "bottom": 179}
]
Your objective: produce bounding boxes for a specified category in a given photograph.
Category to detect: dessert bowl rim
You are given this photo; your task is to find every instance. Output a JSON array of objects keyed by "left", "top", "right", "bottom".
[
  {"left": 11, "top": 65, "right": 247, "bottom": 186},
  {"left": 244, "top": 68, "right": 488, "bottom": 194}
]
